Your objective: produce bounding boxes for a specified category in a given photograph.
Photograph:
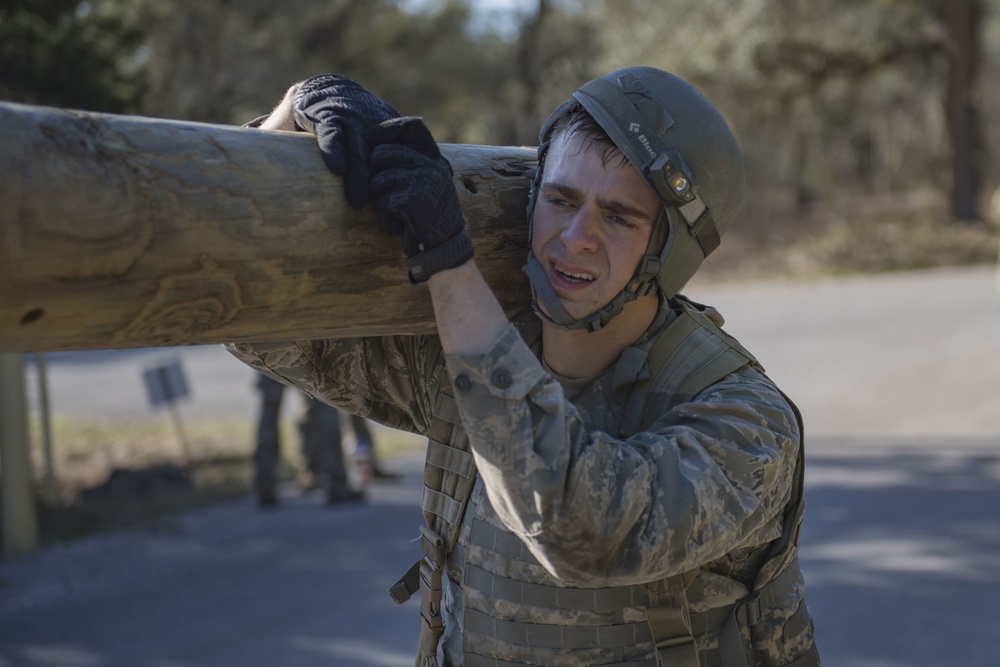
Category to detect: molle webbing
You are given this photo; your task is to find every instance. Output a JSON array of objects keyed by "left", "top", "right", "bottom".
[
  {"left": 389, "top": 398, "right": 471, "bottom": 605},
  {"left": 422, "top": 385, "right": 476, "bottom": 546},
  {"left": 456, "top": 482, "right": 757, "bottom": 667},
  {"left": 391, "top": 373, "right": 478, "bottom": 667},
  {"left": 422, "top": 439, "right": 474, "bottom": 526},
  {"left": 392, "top": 315, "right": 543, "bottom": 666},
  {"left": 460, "top": 487, "right": 655, "bottom": 665},
  {"left": 466, "top": 607, "right": 650, "bottom": 650},
  {"left": 414, "top": 310, "right": 543, "bottom": 557},
  {"left": 465, "top": 563, "right": 645, "bottom": 610},
  {"left": 395, "top": 304, "right": 812, "bottom": 667},
  {"left": 464, "top": 653, "right": 658, "bottom": 667}
]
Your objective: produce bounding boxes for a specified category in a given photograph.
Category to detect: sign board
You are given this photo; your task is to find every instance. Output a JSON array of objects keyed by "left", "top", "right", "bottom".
[{"left": 142, "top": 358, "right": 190, "bottom": 408}]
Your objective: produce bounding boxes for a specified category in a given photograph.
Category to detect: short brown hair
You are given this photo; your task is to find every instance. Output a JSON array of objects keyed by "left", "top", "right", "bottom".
[{"left": 543, "top": 102, "right": 631, "bottom": 170}]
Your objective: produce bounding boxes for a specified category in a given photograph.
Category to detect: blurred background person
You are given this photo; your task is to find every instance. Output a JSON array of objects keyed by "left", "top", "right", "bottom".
[{"left": 253, "top": 373, "right": 366, "bottom": 506}]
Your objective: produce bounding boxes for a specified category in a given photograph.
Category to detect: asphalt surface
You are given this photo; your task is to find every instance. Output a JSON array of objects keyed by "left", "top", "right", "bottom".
[{"left": 2, "top": 265, "right": 999, "bottom": 667}]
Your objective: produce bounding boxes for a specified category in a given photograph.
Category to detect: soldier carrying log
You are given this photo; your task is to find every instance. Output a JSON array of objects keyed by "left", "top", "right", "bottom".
[{"left": 228, "top": 68, "right": 820, "bottom": 667}]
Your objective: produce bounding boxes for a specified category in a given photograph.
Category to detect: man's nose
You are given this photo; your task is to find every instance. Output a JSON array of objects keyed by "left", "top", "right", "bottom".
[{"left": 560, "top": 207, "right": 600, "bottom": 253}]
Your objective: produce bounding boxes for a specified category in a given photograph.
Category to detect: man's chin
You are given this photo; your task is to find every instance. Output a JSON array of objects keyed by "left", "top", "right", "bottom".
[{"left": 551, "top": 297, "right": 601, "bottom": 323}]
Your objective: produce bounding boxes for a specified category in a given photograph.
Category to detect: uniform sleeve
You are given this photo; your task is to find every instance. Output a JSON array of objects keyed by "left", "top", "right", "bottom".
[
  {"left": 226, "top": 335, "right": 442, "bottom": 435},
  {"left": 444, "top": 323, "right": 801, "bottom": 587}
]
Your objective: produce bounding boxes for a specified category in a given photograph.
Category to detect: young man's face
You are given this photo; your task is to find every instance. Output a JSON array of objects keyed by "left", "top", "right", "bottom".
[{"left": 531, "top": 129, "right": 662, "bottom": 322}]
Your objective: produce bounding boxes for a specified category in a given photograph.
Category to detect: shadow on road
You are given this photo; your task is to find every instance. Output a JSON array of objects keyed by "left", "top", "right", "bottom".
[
  {"left": 802, "top": 439, "right": 1000, "bottom": 667},
  {"left": 3, "top": 443, "right": 999, "bottom": 666}
]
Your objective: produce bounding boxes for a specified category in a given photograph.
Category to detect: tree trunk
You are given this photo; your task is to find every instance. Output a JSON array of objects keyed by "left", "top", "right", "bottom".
[
  {"left": 0, "top": 102, "right": 535, "bottom": 352},
  {"left": 944, "top": 0, "right": 983, "bottom": 222}
]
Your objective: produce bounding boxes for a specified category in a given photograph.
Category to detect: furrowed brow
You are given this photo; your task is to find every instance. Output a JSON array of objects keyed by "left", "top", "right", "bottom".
[
  {"left": 542, "top": 181, "right": 656, "bottom": 224},
  {"left": 541, "top": 182, "right": 582, "bottom": 200},
  {"left": 600, "top": 197, "right": 656, "bottom": 224}
]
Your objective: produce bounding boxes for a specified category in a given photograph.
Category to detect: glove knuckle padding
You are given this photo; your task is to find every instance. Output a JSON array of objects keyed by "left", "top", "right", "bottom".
[
  {"left": 291, "top": 73, "right": 401, "bottom": 208},
  {"left": 364, "top": 115, "right": 473, "bottom": 282}
]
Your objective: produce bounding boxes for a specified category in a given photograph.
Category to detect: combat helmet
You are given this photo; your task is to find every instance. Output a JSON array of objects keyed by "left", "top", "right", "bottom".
[{"left": 524, "top": 66, "right": 745, "bottom": 332}]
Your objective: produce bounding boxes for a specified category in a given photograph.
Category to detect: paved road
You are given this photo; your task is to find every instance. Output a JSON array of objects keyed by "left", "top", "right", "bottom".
[{"left": 2, "top": 266, "right": 999, "bottom": 666}]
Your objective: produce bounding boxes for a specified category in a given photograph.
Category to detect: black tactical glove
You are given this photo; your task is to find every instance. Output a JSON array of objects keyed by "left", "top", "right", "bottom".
[
  {"left": 365, "top": 117, "right": 473, "bottom": 283},
  {"left": 292, "top": 74, "right": 400, "bottom": 208}
]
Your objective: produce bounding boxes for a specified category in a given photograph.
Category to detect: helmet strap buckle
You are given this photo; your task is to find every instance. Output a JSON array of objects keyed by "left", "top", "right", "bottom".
[{"left": 637, "top": 254, "right": 661, "bottom": 281}]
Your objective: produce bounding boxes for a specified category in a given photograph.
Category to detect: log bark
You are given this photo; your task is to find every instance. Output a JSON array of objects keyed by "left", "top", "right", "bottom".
[{"left": 0, "top": 102, "right": 536, "bottom": 352}]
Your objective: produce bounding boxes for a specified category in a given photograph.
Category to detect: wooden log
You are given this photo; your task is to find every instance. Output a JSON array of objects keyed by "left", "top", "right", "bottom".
[{"left": 0, "top": 102, "right": 536, "bottom": 352}]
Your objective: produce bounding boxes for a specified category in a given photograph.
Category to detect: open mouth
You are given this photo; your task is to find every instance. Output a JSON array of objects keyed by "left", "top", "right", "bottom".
[{"left": 554, "top": 265, "right": 595, "bottom": 284}]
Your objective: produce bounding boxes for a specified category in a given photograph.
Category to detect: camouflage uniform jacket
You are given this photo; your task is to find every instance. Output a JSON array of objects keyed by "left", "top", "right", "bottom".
[{"left": 226, "top": 297, "right": 817, "bottom": 666}]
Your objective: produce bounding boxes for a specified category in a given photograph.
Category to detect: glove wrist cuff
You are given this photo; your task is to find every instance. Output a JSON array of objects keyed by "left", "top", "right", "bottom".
[{"left": 407, "top": 231, "right": 474, "bottom": 284}]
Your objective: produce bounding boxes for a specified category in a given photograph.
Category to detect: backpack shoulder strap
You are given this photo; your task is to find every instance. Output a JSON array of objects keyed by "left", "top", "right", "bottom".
[
  {"left": 634, "top": 299, "right": 813, "bottom": 667},
  {"left": 621, "top": 297, "right": 756, "bottom": 437},
  {"left": 629, "top": 298, "right": 765, "bottom": 667}
]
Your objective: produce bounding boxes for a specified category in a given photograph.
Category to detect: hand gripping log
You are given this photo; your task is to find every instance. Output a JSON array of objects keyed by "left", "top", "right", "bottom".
[{"left": 0, "top": 102, "right": 534, "bottom": 352}]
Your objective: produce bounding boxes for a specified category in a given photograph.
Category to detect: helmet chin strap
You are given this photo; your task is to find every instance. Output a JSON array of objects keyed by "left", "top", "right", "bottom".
[
  {"left": 522, "top": 210, "right": 667, "bottom": 333},
  {"left": 523, "top": 253, "right": 585, "bottom": 329}
]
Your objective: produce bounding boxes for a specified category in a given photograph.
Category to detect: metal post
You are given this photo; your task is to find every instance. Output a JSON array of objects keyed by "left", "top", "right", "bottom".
[
  {"left": 35, "top": 353, "right": 58, "bottom": 505},
  {"left": 0, "top": 352, "right": 39, "bottom": 557},
  {"left": 166, "top": 398, "right": 192, "bottom": 465}
]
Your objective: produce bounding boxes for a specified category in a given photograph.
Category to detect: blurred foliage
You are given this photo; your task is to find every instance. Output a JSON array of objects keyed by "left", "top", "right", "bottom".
[
  {"left": 0, "top": 0, "right": 149, "bottom": 111},
  {"left": 586, "top": 0, "right": 994, "bottom": 223},
  {"left": 2, "top": 0, "right": 998, "bottom": 235}
]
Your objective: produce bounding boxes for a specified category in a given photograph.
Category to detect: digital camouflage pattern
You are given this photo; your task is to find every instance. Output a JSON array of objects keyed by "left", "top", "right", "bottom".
[{"left": 226, "top": 297, "right": 818, "bottom": 666}]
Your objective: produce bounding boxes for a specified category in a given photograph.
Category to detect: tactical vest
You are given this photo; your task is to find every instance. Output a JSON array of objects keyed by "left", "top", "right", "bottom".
[{"left": 389, "top": 297, "right": 819, "bottom": 667}]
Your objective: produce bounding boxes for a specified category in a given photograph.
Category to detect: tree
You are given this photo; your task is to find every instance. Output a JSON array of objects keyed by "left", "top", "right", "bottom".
[
  {"left": 495, "top": 0, "right": 597, "bottom": 145},
  {"left": 134, "top": 0, "right": 519, "bottom": 146},
  {"left": 0, "top": 0, "right": 148, "bottom": 112},
  {"left": 588, "top": 0, "right": 992, "bottom": 224},
  {"left": 940, "top": 0, "right": 985, "bottom": 221}
]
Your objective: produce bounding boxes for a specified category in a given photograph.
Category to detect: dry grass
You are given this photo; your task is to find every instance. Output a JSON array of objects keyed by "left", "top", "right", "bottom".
[
  {"left": 26, "top": 415, "right": 425, "bottom": 547},
  {"left": 33, "top": 417, "right": 254, "bottom": 500},
  {"left": 27, "top": 417, "right": 255, "bottom": 545},
  {"left": 697, "top": 189, "right": 1000, "bottom": 284}
]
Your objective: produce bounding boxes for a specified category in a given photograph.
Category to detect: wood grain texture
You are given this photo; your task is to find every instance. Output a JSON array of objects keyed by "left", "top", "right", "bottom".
[{"left": 0, "top": 102, "right": 535, "bottom": 351}]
